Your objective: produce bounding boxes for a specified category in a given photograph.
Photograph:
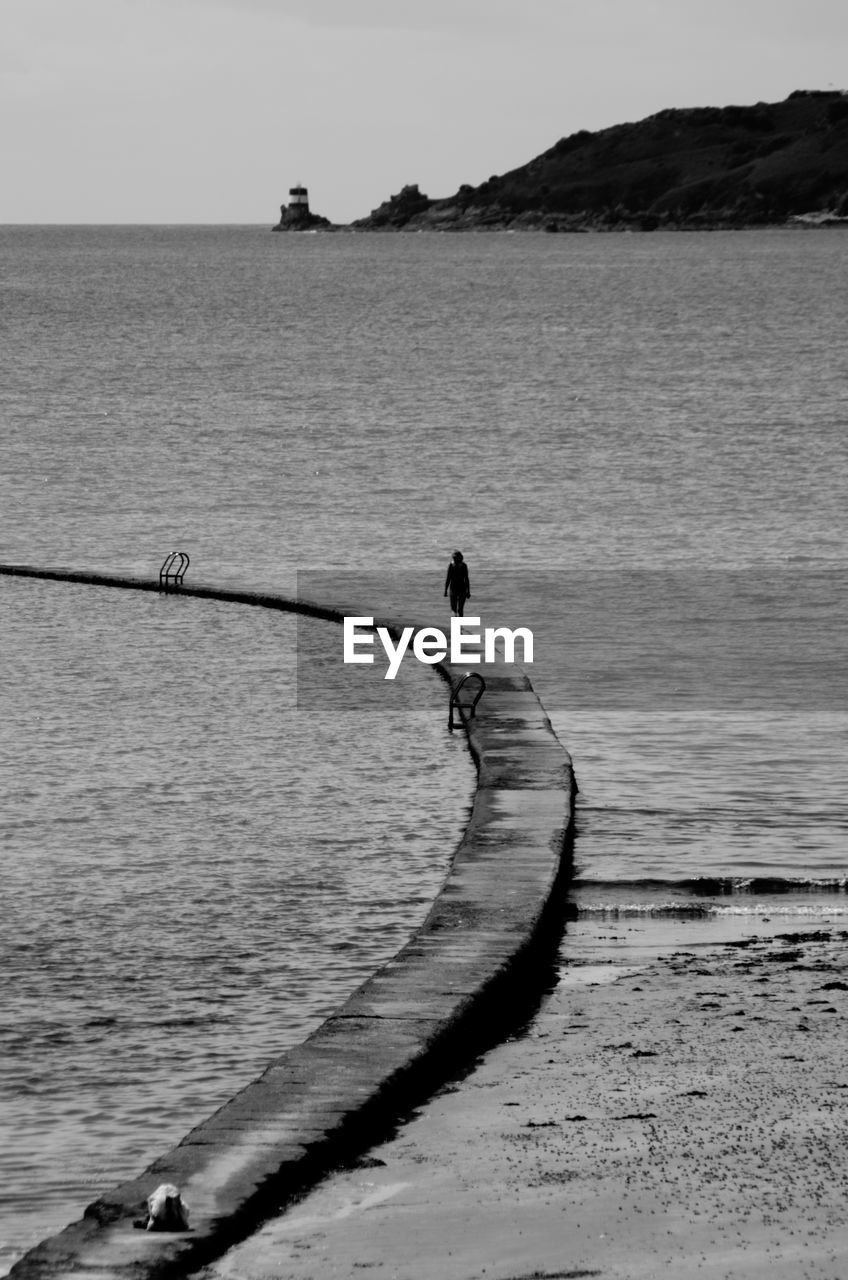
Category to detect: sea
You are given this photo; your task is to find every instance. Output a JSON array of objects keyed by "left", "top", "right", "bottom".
[{"left": 1, "top": 224, "right": 846, "bottom": 1268}]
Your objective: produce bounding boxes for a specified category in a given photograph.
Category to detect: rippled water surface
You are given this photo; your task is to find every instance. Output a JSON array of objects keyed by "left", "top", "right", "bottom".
[
  {"left": 0, "top": 575, "right": 471, "bottom": 1265},
  {"left": 1, "top": 226, "right": 847, "bottom": 1267}
]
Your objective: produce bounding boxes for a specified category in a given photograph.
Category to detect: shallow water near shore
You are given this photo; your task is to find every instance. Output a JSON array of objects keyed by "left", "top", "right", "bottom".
[{"left": 1, "top": 226, "right": 847, "bottom": 1268}]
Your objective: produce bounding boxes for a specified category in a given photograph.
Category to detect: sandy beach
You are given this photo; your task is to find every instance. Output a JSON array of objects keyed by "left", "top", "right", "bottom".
[{"left": 204, "top": 915, "right": 848, "bottom": 1280}]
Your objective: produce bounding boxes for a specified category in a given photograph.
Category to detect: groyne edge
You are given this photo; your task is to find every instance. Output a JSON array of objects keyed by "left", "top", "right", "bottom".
[{"left": 1, "top": 564, "right": 576, "bottom": 1280}]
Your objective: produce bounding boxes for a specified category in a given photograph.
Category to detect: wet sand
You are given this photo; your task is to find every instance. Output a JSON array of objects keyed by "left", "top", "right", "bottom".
[{"left": 205, "top": 915, "right": 848, "bottom": 1280}]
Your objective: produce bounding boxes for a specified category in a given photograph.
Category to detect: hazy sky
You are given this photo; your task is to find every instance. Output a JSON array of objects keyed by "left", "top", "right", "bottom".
[{"left": 2, "top": 0, "right": 846, "bottom": 223}]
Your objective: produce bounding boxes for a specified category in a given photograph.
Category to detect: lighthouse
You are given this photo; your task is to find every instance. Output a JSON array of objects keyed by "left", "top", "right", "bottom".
[
  {"left": 272, "top": 184, "right": 332, "bottom": 231},
  {"left": 288, "top": 185, "right": 310, "bottom": 212}
]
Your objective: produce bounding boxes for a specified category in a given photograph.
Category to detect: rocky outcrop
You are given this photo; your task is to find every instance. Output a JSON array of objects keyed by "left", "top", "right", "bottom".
[
  {"left": 272, "top": 203, "right": 332, "bottom": 232},
  {"left": 351, "top": 183, "right": 433, "bottom": 229}
]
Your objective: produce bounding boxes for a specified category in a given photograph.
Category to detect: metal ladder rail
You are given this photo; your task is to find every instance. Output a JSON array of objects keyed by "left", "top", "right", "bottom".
[
  {"left": 448, "top": 671, "right": 486, "bottom": 732},
  {"left": 159, "top": 551, "right": 190, "bottom": 590}
]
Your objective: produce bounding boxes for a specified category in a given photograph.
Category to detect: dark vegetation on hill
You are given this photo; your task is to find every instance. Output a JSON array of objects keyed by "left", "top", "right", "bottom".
[{"left": 352, "top": 91, "right": 848, "bottom": 231}]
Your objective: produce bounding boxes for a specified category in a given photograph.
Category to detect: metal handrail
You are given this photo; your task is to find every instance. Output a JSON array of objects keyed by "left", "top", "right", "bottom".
[
  {"left": 448, "top": 672, "right": 486, "bottom": 732},
  {"left": 159, "top": 551, "right": 190, "bottom": 590}
]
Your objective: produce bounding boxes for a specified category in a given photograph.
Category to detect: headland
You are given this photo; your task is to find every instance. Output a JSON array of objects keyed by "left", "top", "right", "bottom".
[{"left": 275, "top": 90, "right": 848, "bottom": 233}]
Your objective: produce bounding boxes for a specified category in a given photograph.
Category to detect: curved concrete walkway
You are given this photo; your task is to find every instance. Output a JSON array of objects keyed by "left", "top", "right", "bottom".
[{"left": 1, "top": 565, "right": 576, "bottom": 1280}]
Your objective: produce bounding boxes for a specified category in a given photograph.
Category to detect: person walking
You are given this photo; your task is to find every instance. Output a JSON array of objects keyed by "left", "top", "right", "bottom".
[{"left": 444, "top": 550, "right": 471, "bottom": 617}]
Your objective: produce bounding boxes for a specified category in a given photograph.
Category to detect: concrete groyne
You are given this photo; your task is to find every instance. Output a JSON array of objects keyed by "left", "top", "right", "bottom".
[{"left": 1, "top": 565, "right": 576, "bottom": 1280}]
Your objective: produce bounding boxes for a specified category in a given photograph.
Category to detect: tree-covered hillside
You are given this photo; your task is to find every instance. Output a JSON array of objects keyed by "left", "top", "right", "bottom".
[{"left": 353, "top": 91, "right": 848, "bottom": 230}]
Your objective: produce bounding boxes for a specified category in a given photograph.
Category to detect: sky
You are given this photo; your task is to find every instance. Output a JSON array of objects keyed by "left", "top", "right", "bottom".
[{"left": 2, "top": 0, "right": 846, "bottom": 224}]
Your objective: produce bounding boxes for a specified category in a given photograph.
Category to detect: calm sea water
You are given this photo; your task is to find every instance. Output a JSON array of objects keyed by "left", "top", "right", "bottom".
[{"left": 1, "top": 225, "right": 847, "bottom": 1266}]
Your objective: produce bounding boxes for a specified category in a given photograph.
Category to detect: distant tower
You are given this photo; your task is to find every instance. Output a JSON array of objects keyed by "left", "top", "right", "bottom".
[
  {"left": 288, "top": 185, "right": 310, "bottom": 212},
  {"left": 272, "top": 183, "right": 331, "bottom": 231}
]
